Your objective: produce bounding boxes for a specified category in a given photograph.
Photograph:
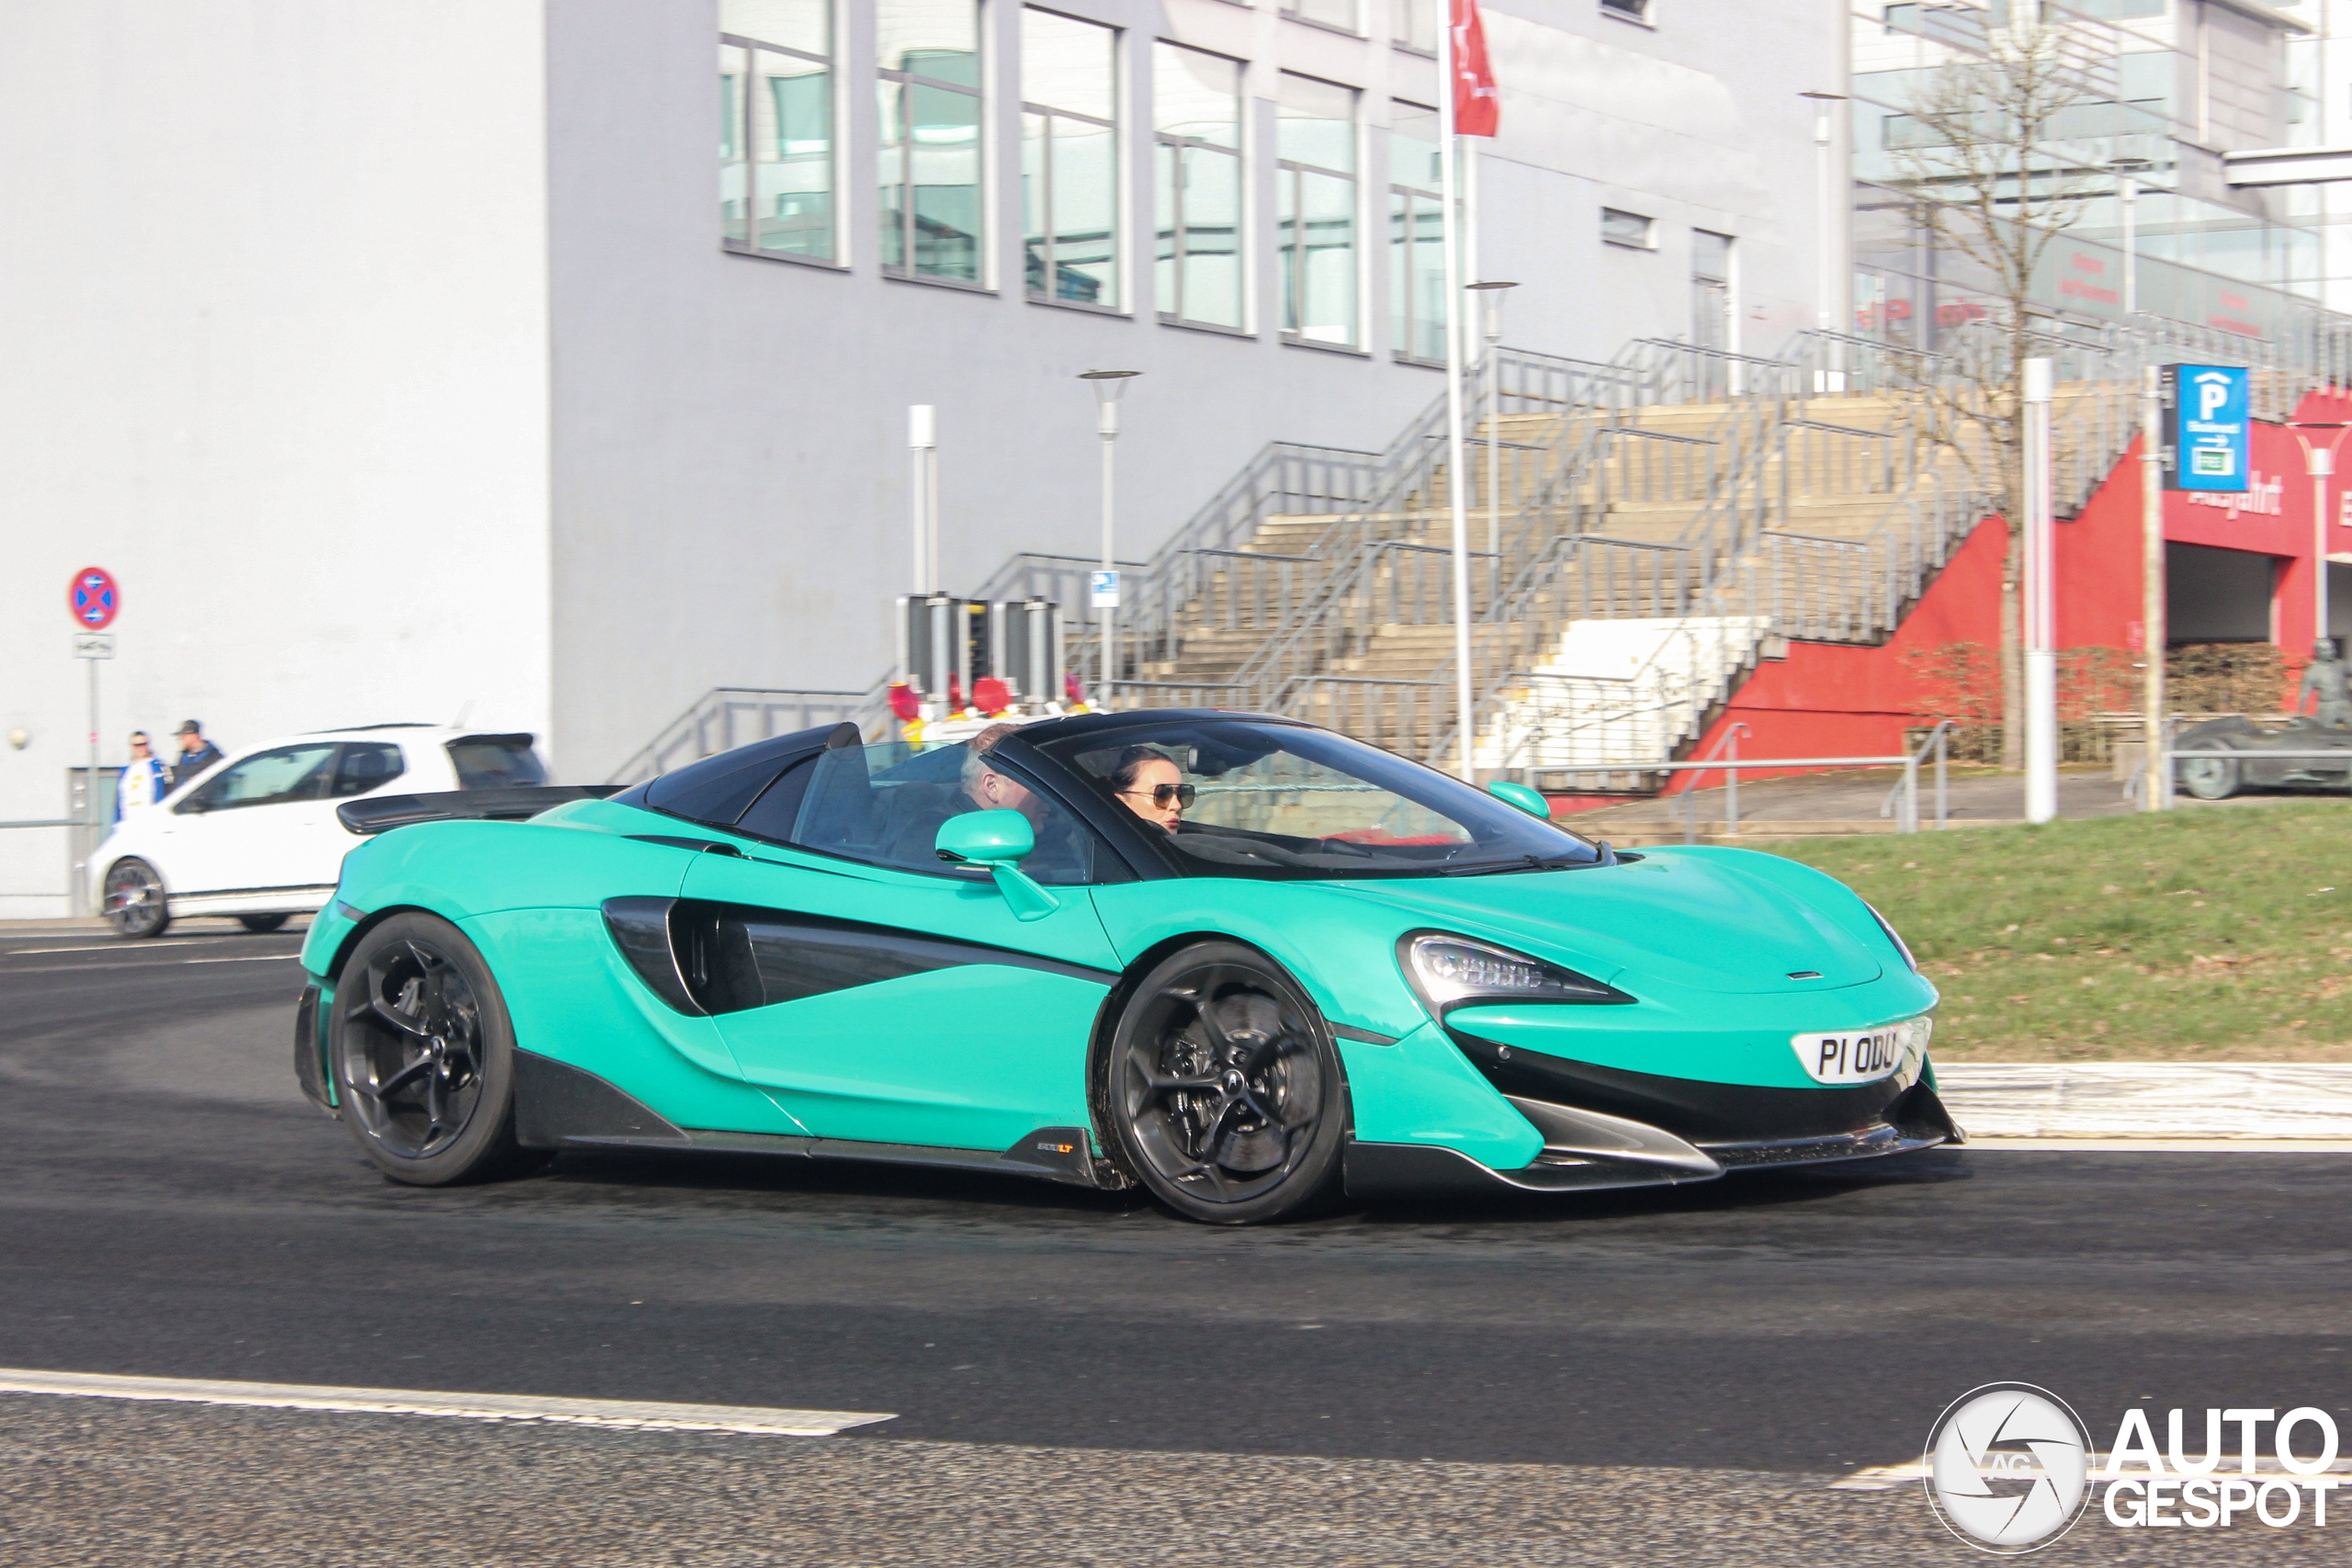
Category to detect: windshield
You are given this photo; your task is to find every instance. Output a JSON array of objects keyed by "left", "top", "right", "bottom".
[
  {"left": 447, "top": 734, "right": 548, "bottom": 790},
  {"left": 1035, "top": 719, "right": 1600, "bottom": 878}
]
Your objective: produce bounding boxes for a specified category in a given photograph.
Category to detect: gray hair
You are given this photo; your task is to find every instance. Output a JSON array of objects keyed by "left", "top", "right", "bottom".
[{"left": 960, "top": 722, "right": 1023, "bottom": 790}]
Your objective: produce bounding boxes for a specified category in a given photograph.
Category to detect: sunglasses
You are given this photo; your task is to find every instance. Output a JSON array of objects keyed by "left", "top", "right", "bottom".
[{"left": 1119, "top": 782, "right": 1194, "bottom": 808}]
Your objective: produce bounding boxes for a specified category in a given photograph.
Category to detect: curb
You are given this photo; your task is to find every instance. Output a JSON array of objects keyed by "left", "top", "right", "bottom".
[{"left": 1936, "top": 1063, "right": 2352, "bottom": 1141}]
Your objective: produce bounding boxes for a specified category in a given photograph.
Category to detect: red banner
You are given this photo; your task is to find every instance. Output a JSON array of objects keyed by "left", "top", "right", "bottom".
[{"left": 1452, "top": 0, "right": 1499, "bottom": 138}]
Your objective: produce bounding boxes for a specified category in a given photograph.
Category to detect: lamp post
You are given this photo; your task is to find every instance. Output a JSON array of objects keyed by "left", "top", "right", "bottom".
[
  {"left": 1800, "top": 90, "right": 1847, "bottom": 389},
  {"left": 1467, "top": 281, "right": 1518, "bottom": 558},
  {"left": 908, "top": 405, "right": 937, "bottom": 593},
  {"left": 2023, "top": 357, "right": 2057, "bottom": 825},
  {"left": 2290, "top": 421, "right": 2351, "bottom": 656},
  {"left": 2110, "top": 156, "right": 2151, "bottom": 317},
  {"left": 1080, "top": 369, "right": 1139, "bottom": 704}
]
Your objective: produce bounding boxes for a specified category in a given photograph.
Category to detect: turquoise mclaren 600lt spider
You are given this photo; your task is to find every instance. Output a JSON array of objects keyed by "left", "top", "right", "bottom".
[{"left": 294, "top": 709, "right": 1959, "bottom": 1224}]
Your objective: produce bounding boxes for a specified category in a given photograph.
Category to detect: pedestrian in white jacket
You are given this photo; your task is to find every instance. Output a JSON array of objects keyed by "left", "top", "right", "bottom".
[{"left": 117, "top": 731, "right": 169, "bottom": 821}]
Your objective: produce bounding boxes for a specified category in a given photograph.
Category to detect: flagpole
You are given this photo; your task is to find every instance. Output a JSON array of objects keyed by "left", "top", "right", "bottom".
[{"left": 1440, "top": 5, "right": 1476, "bottom": 784}]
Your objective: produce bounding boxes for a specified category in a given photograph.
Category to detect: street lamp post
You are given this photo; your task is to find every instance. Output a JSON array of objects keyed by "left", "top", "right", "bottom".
[
  {"left": 1799, "top": 90, "right": 1847, "bottom": 389},
  {"left": 908, "top": 404, "right": 937, "bottom": 593},
  {"left": 1467, "top": 281, "right": 1518, "bottom": 558},
  {"left": 2111, "top": 156, "right": 2151, "bottom": 317},
  {"left": 2023, "top": 357, "right": 2057, "bottom": 825},
  {"left": 1080, "top": 369, "right": 1139, "bottom": 705},
  {"left": 2290, "top": 422, "right": 2350, "bottom": 656}
]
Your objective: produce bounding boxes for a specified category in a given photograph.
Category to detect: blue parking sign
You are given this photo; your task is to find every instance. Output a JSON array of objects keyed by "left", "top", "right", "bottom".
[
  {"left": 2162, "top": 364, "right": 2250, "bottom": 492},
  {"left": 1090, "top": 570, "right": 1120, "bottom": 608}
]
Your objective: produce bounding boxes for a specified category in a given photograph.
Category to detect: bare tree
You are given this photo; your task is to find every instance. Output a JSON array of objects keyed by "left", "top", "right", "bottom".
[{"left": 1885, "top": 14, "right": 2097, "bottom": 768}]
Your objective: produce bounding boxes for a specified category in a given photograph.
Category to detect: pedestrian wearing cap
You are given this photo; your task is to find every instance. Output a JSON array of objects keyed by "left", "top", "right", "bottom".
[{"left": 171, "top": 721, "right": 225, "bottom": 788}]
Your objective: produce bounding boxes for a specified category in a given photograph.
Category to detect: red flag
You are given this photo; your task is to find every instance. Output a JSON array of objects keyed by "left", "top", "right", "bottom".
[{"left": 1452, "top": 0, "right": 1499, "bottom": 138}]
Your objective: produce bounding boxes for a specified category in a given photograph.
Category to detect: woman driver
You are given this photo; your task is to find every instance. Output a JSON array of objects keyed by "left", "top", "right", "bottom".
[{"left": 1108, "top": 746, "right": 1192, "bottom": 834}]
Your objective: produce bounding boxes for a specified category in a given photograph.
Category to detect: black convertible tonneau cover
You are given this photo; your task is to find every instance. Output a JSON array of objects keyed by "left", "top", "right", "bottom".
[{"left": 337, "top": 784, "right": 624, "bottom": 836}]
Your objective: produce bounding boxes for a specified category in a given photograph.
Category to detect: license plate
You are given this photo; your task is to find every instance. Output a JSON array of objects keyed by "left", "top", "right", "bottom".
[{"left": 1791, "top": 1024, "right": 1913, "bottom": 1086}]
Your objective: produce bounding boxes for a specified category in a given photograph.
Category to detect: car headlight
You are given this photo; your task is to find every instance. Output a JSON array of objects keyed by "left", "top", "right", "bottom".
[
  {"left": 1398, "top": 931, "right": 1631, "bottom": 1017},
  {"left": 1865, "top": 903, "right": 1917, "bottom": 972}
]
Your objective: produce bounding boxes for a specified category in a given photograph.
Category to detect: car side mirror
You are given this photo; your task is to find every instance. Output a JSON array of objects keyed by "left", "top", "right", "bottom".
[
  {"left": 1487, "top": 780, "right": 1551, "bottom": 820},
  {"left": 935, "top": 809, "right": 1059, "bottom": 921}
]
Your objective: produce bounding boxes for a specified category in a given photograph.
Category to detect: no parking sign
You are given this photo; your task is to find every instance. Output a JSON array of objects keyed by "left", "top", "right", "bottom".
[{"left": 69, "top": 567, "right": 119, "bottom": 629}]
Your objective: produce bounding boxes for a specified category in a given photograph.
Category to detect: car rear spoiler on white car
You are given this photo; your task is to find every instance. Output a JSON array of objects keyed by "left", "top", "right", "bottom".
[{"left": 337, "top": 784, "right": 625, "bottom": 836}]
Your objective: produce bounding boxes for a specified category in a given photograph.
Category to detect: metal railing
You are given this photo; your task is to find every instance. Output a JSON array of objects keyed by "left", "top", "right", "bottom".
[
  {"left": 1880, "top": 720, "right": 1953, "bottom": 833},
  {"left": 609, "top": 684, "right": 889, "bottom": 784}
]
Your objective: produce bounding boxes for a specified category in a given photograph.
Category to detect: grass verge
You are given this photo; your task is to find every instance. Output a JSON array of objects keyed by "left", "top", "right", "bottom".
[{"left": 1765, "top": 801, "right": 2352, "bottom": 1062}]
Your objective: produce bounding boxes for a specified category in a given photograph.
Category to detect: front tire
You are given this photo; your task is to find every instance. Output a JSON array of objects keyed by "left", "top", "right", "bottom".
[
  {"left": 331, "top": 912, "right": 540, "bottom": 1186},
  {"left": 1099, "top": 942, "right": 1346, "bottom": 1225},
  {"left": 2177, "top": 740, "right": 2241, "bottom": 801},
  {"left": 103, "top": 858, "right": 170, "bottom": 940}
]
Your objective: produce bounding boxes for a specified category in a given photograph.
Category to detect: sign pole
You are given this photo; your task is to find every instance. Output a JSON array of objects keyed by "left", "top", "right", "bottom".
[
  {"left": 66, "top": 567, "right": 121, "bottom": 917},
  {"left": 1439, "top": 7, "right": 1476, "bottom": 783},
  {"left": 2022, "top": 358, "right": 2057, "bottom": 826},
  {"left": 2139, "top": 366, "right": 2166, "bottom": 812}
]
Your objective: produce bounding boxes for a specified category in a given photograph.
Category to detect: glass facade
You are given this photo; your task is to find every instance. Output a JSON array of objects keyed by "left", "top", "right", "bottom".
[
  {"left": 879, "top": 0, "right": 984, "bottom": 284},
  {"left": 720, "top": 0, "right": 835, "bottom": 263},
  {"left": 1388, "top": 101, "right": 1444, "bottom": 364},
  {"left": 1022, "top": 8, "right": 1119, "bottom": 309},
  {"left": 1154, "top": 43, "right": 1245, "bottom": 331},
  {"left": 1277, "top": 73, "right": 1358, "bottom": 347}
]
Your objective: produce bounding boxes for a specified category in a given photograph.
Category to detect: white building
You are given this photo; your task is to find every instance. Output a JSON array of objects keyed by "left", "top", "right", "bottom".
[{"left": 0, "top": 0, "right": 1842, "bottom": 913}]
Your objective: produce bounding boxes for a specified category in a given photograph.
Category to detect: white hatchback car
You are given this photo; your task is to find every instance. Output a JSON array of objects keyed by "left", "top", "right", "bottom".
[{"left": 92, "top": 725, "right": 552, "bottom": 939}]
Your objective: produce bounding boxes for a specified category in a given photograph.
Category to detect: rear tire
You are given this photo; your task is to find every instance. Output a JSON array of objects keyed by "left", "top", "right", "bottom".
[
  {"left": 1098, "top": 942, "right": 1346, "bottom": 1225},
  {"left": 331, "top": 912, "right": 543, "bottom": 1186},
  {"left": 103, "top": 858, "right": 170, "bottom": 940},
  {"left": 239, "top": 913, "right": 290, "bottom": 934}
]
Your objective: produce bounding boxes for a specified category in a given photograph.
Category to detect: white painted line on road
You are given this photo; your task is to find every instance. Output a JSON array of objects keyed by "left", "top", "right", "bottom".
[
  {"left": 0, "top": 1368, "right": 896, "bottom": 1437},
  {"left": 6, "top": 945, "right": 145, "bottom": 954},
  {"left": 182, "top": 954, "right": 300, "bottom": 964},
  {"left": 1833, "top": 1455, "right": 2352, "bottom": 1491}
]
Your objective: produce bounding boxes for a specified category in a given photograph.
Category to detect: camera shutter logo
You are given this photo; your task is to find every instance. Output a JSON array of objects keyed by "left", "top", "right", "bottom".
[{"left": 1924, "top": 1383, "right": 2095, "bottom": 1553}]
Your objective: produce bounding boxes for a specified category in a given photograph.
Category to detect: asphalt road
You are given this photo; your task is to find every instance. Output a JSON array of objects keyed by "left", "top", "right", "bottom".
[{"left": 3, "top": 921, "right": 2346, "bottom": 1565}]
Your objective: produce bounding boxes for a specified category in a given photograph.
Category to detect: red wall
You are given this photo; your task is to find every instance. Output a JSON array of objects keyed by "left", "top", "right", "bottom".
[{"left": 1642, "top": 388, "right": 2352, "bottom": 795}]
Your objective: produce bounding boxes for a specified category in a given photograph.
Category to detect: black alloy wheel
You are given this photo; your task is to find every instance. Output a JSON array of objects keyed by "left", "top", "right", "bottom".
[
  {"left": 103, "top": 858, "right": 170, "bottom": 940},
  {"left": 332, "top": 912, "right": 542, "bottom": 1186},
  {"left": 239, "top": 913, "right": 290, "bottom": 934},
  {"left": 2177, "top": 740, "right": 2241, "bottom": 801},
  {"left": 1100, "top": 942, "right": 1346, "bottom": 1224}
]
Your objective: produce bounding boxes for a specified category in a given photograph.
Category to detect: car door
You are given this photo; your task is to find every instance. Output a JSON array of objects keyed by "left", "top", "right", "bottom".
[
  {"left": 157, "top": 742, "right": 343, "bottom": 894},
  {"left": 312, "top": 741, "right": 409, "bottom": 887},
  {"left": 678, "top": 740, "right": 1125, "bottom": 1155}
]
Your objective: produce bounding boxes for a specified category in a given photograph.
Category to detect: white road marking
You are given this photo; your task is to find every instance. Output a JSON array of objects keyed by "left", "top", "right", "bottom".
[
  {"left": 0, "top": 1368, "right": 896, "bottom": 1437},
  {"left": 6, "top": 945, "right": 146, "bottom": 954},
  {"left": 1, "top": 955, "right": 300, "bottom": 975},
  {"left": 1834, "top": 1455, "right": 2352, "bottom": 1491}
]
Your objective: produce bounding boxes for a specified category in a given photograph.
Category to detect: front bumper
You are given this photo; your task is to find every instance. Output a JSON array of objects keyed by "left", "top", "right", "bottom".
[{"left": 1343, "top": 1064, "right": 1963, "bottom": 1201}]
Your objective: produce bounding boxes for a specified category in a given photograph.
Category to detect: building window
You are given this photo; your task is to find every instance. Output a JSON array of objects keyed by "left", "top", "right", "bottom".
[
  {"left": 1600, "top": 0, "right": 1652, "bottom": 22},
  {"left": 721, "top": 0, "right": 836, "bottom": 264},
  {"left": 1393, "top": 0, "right": 1438, "bottom": 53},
  {"left": 1602, "top": 207, "right": 1655, "bottom": 250},
  {"left": 1282, "top": 0, "right": 1359, "bottom": 35},
  {"left": 1154, "top": 43, "right": 1245, "bottom": 331},
  {"left": 1277, "top": 73, "right": 1360, "bottom": 348},
  {"left": 1023, "top": 9, "right": 1119, "bottom": 309},
  {"left": 1389, "top": 101, "right": 1446, "bottom": 364},
  {"left": 878, "top": 0, "right": 984, "bottom": 285}
]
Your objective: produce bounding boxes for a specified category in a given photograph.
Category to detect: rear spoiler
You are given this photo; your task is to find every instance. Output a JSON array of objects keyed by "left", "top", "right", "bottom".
[{"left": 337, "top": 784, "right": 624, "bottom": 836}]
